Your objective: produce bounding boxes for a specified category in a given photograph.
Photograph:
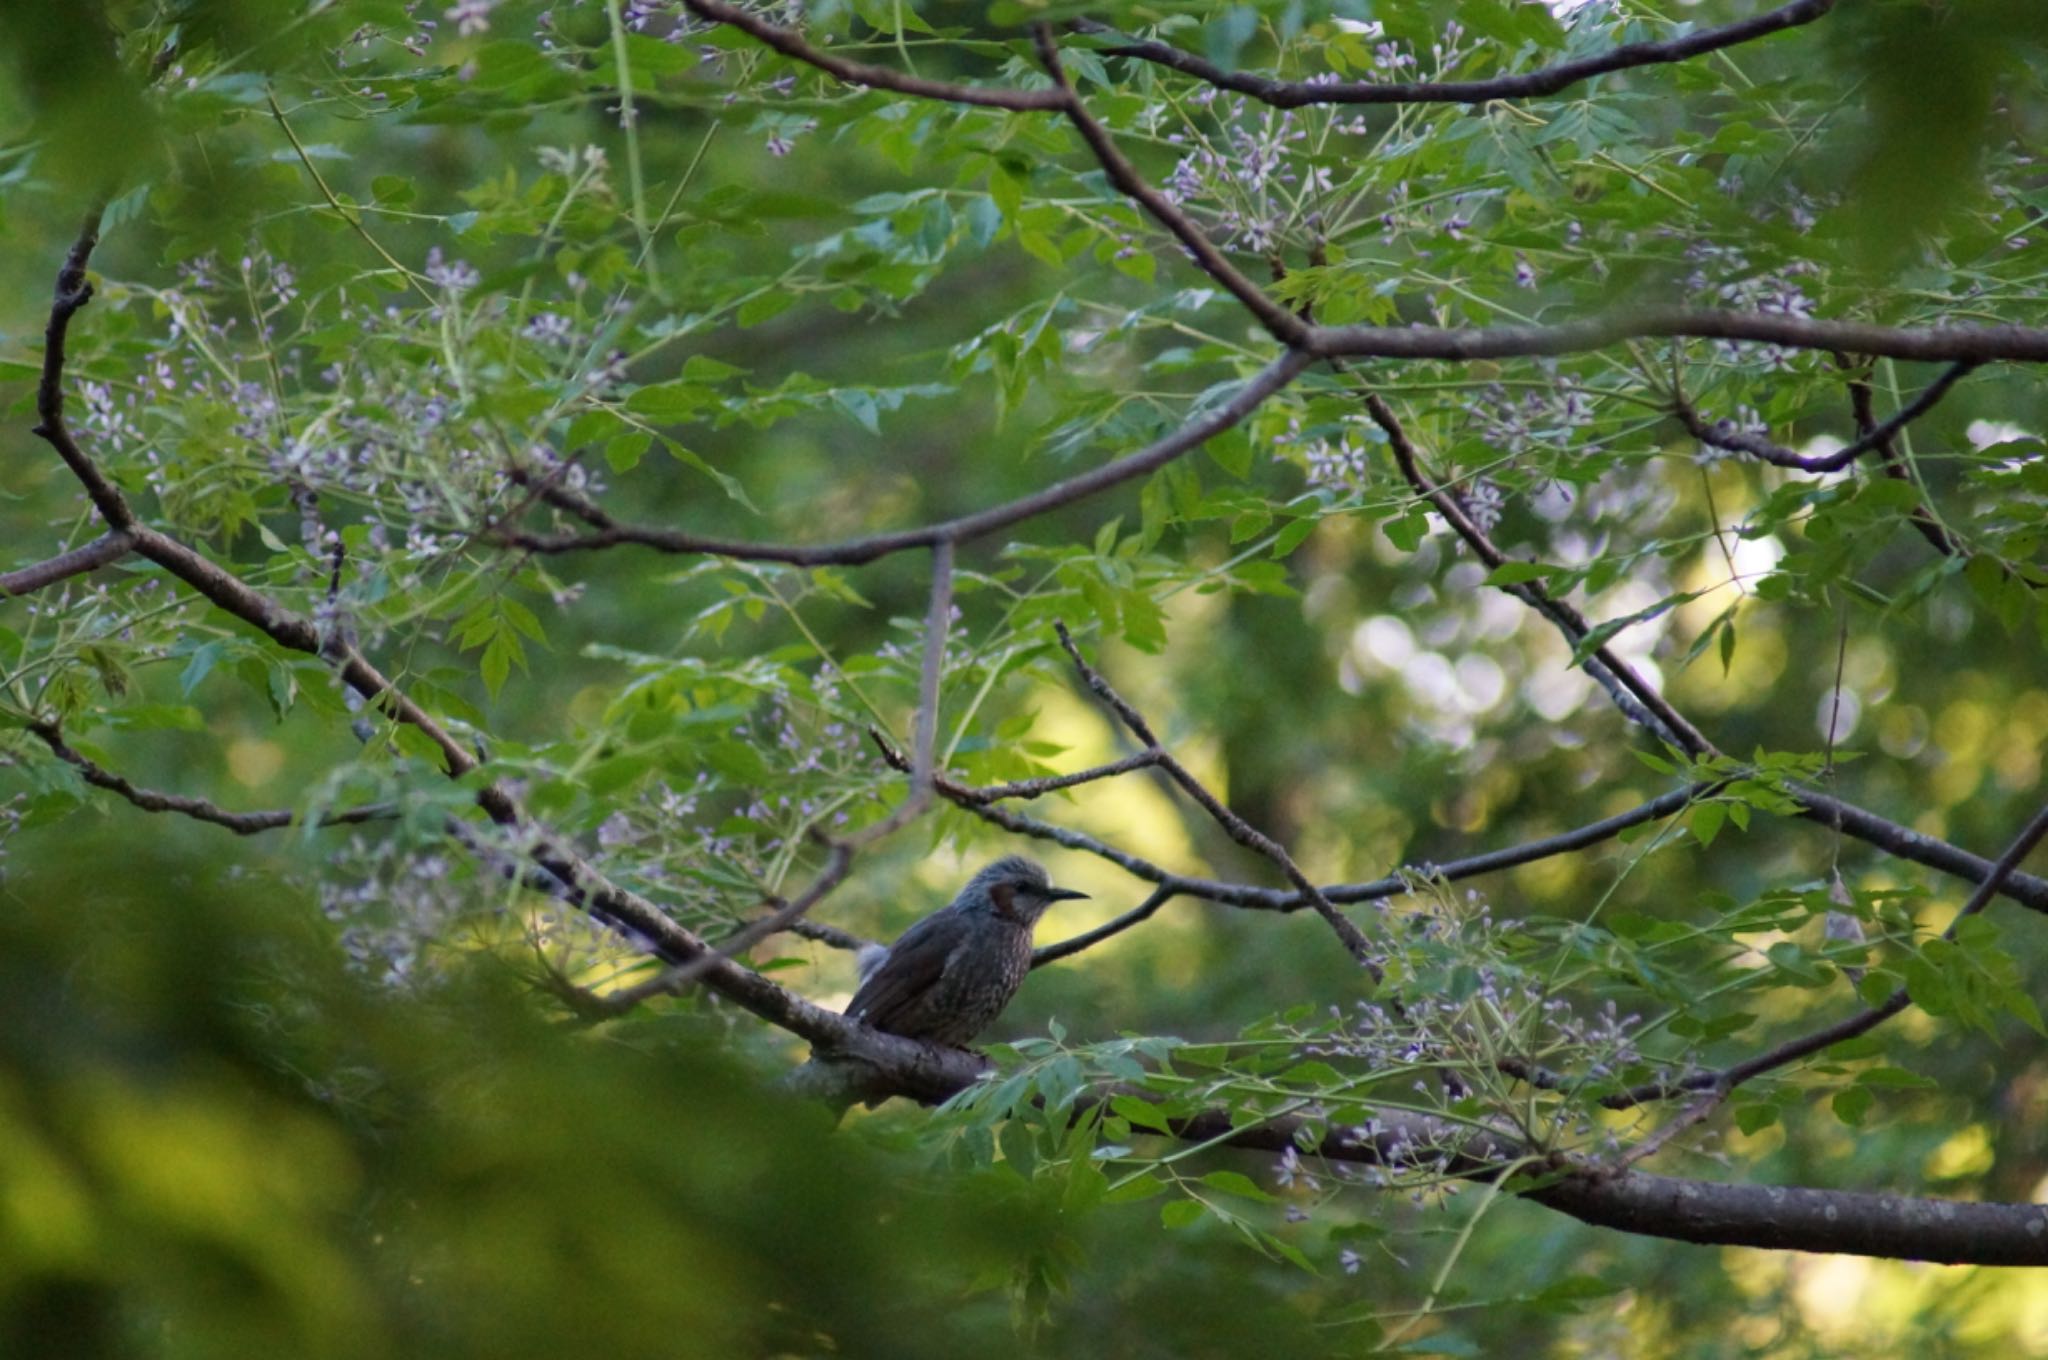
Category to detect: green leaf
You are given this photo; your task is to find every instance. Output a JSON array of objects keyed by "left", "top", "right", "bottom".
[
  {"left": 659, "top": 436, "right": 756, "bottom": 510},
  {"left": 1384, "top": 509, "right": 1428, "bottom": 553},
  {"left": 1483, "top": 561, "right": 1552, "bottom": 586},
  {"left": 1832, "top": 1085, "right": 1875, "bottom": 1126},
  {"left": 1198, "top": 1170, "right": 1278, "bottom": 1203},
  {"left": 1733, "top": 1103, "right": 1779, "bottom": 1136}
]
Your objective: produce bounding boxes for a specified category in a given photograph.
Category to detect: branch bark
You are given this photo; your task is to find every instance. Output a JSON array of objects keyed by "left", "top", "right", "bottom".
[
  {"left": 1675, "top": 361, "right": 1976, "bottom": 472},
  {"left": 0, "top": 530, "right": 135, "bottom": 597},
  {"left": 1073, "top": 0, "right": 1836, "bottom": 109},
  {"left": 494, "top": 349, "right": 1314, "bottom": 565}
]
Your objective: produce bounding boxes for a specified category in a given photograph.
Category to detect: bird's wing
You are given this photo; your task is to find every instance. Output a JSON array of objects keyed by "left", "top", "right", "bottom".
[{"left": 845, "top": 908, "right": 962, "bottom": 1029}]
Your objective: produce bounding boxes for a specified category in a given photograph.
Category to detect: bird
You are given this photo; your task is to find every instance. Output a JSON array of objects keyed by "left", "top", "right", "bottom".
[{"left": 844, "top": 855, "right": 1088, "bottom": 1046}]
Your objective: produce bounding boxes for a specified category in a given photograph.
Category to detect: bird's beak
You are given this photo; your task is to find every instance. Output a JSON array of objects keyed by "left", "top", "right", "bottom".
[{"left": 1045, "top": 885, "right": 1090, "bottom": 902}]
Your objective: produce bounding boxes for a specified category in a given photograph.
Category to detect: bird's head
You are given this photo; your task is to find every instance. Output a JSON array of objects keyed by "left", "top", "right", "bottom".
[{"left": 961, "top": 854, "right": 1089, "bottom": 926}]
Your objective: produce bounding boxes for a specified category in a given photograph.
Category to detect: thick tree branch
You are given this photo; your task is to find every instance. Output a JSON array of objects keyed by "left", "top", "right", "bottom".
[
  {"left": 1074, "top": 0, "right": 1834, "bottom": 109},
  {"left": 0, "top": 530, "right": 135, "bottom": 597},
  {"left": 810, "top": 1043, "right": 2048, "bottom": 1264},
  {"left": 1312, "top": 312, "right": 2048, "bottom": 365}
]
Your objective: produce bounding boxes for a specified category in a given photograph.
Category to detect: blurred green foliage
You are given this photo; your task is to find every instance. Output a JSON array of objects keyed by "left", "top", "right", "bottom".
[{"left": 3, "top": 0, "right": 2048, "bottom": 1354}]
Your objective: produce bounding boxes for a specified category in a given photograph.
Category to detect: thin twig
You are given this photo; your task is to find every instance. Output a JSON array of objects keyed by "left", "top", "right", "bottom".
[
  {"left": 580, "top": 839, "right": 858, "bottom": 1010},
  {"left": 1844, "top": 359, "right": 1961, "bottom": 559},
  {"left": 1674, "top": 361, "right": 1977, "bottom": 472},
  {"left": 1608, "top": 793, "right": 2048, "bottom": 1107},
  {"left": 942, "top": 747, "right": 1168, "bottom": 804},
  {"left": 1053, "top": 622, "right": 1379, "bottom": 968},
  {"left": 32, "top": 206, "right": 132, "bottom": 531},
  {"left": 681, "top": 0, "right": 1065, "bottom": 109},
  {"left": 24, "top": 720, "right": 395, "bottom": 835},
  {"left": 494, "top": 350, "right": 1315, "bottom": 566},
  {"left": 1033, "top": 885, "right": 1177, "bottom": 966}
]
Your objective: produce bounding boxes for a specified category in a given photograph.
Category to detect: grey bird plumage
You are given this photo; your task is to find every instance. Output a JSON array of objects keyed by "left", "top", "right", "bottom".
[{"left": 845, "top": 855, "right": 1088, "bottom": 1046}]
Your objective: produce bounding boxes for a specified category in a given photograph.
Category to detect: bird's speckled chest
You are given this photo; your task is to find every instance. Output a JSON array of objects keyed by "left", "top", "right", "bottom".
[{"left": 911, "top": 918, "right": 1034, "bottom": 1044}]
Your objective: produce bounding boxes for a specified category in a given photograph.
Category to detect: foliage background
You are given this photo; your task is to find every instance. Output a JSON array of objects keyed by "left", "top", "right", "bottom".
[{"left": 4, "top": 0, "right": 2048, "bottom": 1354}]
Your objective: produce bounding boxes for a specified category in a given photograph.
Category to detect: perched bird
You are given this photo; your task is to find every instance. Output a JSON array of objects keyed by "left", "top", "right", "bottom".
[{"left": 845, "top": 855, "right": 1088, "bottom": 1046}]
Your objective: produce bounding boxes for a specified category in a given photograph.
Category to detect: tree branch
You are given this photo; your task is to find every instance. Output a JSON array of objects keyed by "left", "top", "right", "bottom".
[
  {"left": 1846, "top": 361, "right": 1963, "bottom": 559},
  {"left": 23, "top": 719, "right": 395, "bottom": 835},
  {"left": 1073, "top": 0, "right": 1835, "bottom": 109},
  {"left": 1054, "top": 622, "right": 1379, "bottom": 968},
  {"left": 495, "top": 349, "right": 1314, "bottom": 566},
  {"left": 680, "top": 0, "right": 1066, "bottom": 110},
  {"left": 956, "top": 748, "right": 1169, "bottom": 804},
  {"left": 1033, "top": 25, "right": 1309, "bottom": 347},
  {"left": 1365, "top": 392, "right": 1714, "bottom": 755},
  {"left": 1033, "top": 884, "right": 1177, "bottom": 966},
  {"left": 1607, "top": 792, "right": 2048, "bottom": 1106},
  {"left": 572, "top": 839, "right": 859, "bottom": 1012},
  {"left": 1367, "top": 390, "right": 2048, "bottom": 924},
  {"left": 1675, "top": 361, "right": 1977, "bottom": 472},
  {"left": 1311, "top": 312, "right": 2048, "bottom": 365},
  {"left": 0, "top": 530, "right": 135, "bottom": 597}
]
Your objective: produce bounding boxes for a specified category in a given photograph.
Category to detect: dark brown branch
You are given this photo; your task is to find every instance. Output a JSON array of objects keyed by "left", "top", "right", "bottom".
[
  {"left": 1054, "top": 622, "right": 1379, "bottom": 968},
  {"left": 576, "top": 840, "right": 859, "bottom": 1012},
  {"left": 506, "top": 461, "right": 612, "bottom": 527},
  {"left": 24, "top": 719, "right": 394, "bottom": 835},
  {"left": 943, "top": 747, "right": 1167, "bottom": 805},
  {"left": 1367, "top": 391, "right": 2048, "bottom": 929},
  {"left": 972, "top": 778, "right": 1711, "bottom": 918},
  {"left": 1034, "top": 26, "right": 1309, "bottom": 347},
  {"left": 1074, "top": 0, "right": 1834, "bottom": 109},
  {"left": 1310, "top": 312, "right": 2048, "bottom": 366},
  {"left": 1676, "top": 361, "right": 1977, "bottom": 472},
  {"left": 870, "top": 728, "right": 1184, "bottom": 887},
  {"left": 0, "top": 530, "right": 135, "bottom": 597},
  {"left": 127, "top": 525, "right": 489, "bottom": 786},
  {"left": 1173, "top": 1106, "right": 2048, "bottom": 1266},
  {"left": 680, "top": 0, "right": 1065, "bottom": 109},
  {"left": 1525, "top": 1164, "right": 2047, "bottom": 1265},
  {"left": 1034, "top": 885, "right": 1177, "bottom": 966},
  {"left": 496, "top": 350, "right": 1314, "bottom": 566},
  {"left": 1845, "top": 361, "right": 1962, "bottom": 559},
  {"left": 32, "top": 207, "right": 134, "bottom": 532},
  {"left": 1366, "top": 392, "right": 1715, "bottom": 756},
  {"left": 1609, "top": 793, "right": 2048, "bottom": 1107},
  {"left": 1794, "top": 791, "right": 2048, "bottom": 915}
]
